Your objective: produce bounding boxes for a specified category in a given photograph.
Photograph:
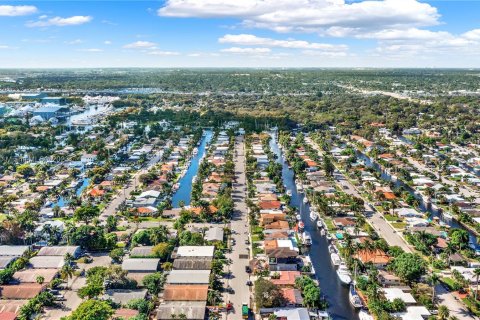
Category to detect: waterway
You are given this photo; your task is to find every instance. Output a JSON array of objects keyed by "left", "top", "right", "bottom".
[
  {"left": 52, "top": 177, "right": 91, "bottom": 208},
  {"left": 355, "top": 151, "right": 480, "bottom": 248},
  {"left": 270, "top": 134, "right": 359, "bottom": 320},
  {"left": 171, "top": 130, "right": 213, "bottom": 208}
]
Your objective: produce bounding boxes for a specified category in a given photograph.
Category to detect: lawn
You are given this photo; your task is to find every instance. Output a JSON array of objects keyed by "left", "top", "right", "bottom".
[
  {"left": 391, "top": 222, "right": 407, "bottom": 230},
  {"left": 324, "top": 218, "right": 336, "bottom": 231},
  {"left": 0, "top": 214, "right": 6, "bottom": 222},
  {"left": 384, "top": 214, "right": 399, "bottom": 222}
]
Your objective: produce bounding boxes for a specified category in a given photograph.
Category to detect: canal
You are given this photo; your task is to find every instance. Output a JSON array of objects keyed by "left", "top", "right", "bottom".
[
  {"left": 270, "top": 134, "right": 359, "bottom": 320},
  {"left": 355, "top": 150, "right": 480, "bottom": 248},
  {"left": 171, "top": 130, "right": 213, "bottom": 208},
  {"left": 52, "top": 177, "right": 91, "bottom": 208}
]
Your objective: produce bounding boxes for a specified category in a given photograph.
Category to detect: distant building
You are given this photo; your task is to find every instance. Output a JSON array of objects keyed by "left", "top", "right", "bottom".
[
  {"left": 18, "top": 92, "right": 47, "bottom": 100},
  {"left": 33, "top": 106, "right": 69, "bottom": 120},
  {"left": 41, "top": 97, "right": 66, "bottom": 105}
]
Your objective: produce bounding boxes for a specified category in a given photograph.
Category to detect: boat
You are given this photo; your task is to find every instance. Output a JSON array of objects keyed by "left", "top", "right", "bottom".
[
  {"left": 71, "top": 118, "right": 92, "bottom": 126},
  {"left": 296, "top": 182, "right": 303, "bottom": 191},
  {"left": 316, "top": 220, "right": 323, "bottom": 229},
  {"left": 303, "top": 197, "right": 309, "bottom": 204},
  {"left": 337, "top": 265, "right": 352, "bottom": 285},
  {"left": 326, "top": 233, "right": 333, "bottom": 241},
  {"left": 310, "top": 211, "right": 317, "bottom": 221},
  {"left": 298, "top": 221, "right": 305, "bottom": 231},
  {"left": 330, "top": 252, "right": 341, "bottom": 267},
  {"left": 302, "top": 231, "right": 312, "bottom": 246},
  {"left": 286, "top": 190, "right": 292, "bottom": 196},
  {"left": 320, "top": 229, "right": 326, "bottom": 236},
  {"left": 328, "top": 244, "right": 337, "bottom": 253},
  {"left": 192, "top": 147, "right": 198, "bottom": 155},
  {"left": 317, "top": 311, "right": 331, "bottom": 320},
  {"left": 296, "top": 214, "right": 302, "bottom": 221},
  {"left": 349, "top": 284, "right": 363, "bottom": 308}
]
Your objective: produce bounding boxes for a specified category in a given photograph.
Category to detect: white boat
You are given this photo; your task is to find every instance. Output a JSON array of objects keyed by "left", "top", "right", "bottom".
[
  {"left": 71, "top": 118, "right": 92, "bottom": 126},
  {"left": 320, "top": 229, "right": 326, "bottom": 236},
  {"left": 443, "top": 212, "right": 453, "bottom": 221},
  {"left": 303, "top": 197, "right": 309, "bottom": 204},
  {"left": 317, "top": 311, "right": 331, "bottom": 320},
  {"left": 326, "top": 233, "right": 333, "bottom": 241},
  {"left": 358, "top": 310, "right": 374, "bottom": 320},
  {"left": 296, "top": 214, "right": 302, "bottom": 221},
  {"left": 286, "top": 190, "right": 292, "bottom": 196},
  {"left": 330, "top": 252, "right": 341, "bottom": 267},
  {"left": 310, "top": 211, "right": 317, "bottom": 221},
  {"left": 296, "top": 182, "right": 303, "bottom": 191},
  {"left": 328, "top": 244, "right": 337, "bottom": 253},
  {"left": 316, "top": 220, "right": 323, "bottom": 229},
  {"left": 337, "top": 265, "right": 352, "bottom": 285},
  {"left": 192, "top": 147, "right": 198, "bottom": 155},
  {"left": 302, "top": 231, "right": 312, "bottom": 246},
  {"left": 349, "top": 284, "right": 363, "bottom": 308}
]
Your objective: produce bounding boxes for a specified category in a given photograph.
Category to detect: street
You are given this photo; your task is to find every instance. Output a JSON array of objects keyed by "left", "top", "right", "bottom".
[{"left": 223, "top": 136, "right": 251, "bottom": 320}]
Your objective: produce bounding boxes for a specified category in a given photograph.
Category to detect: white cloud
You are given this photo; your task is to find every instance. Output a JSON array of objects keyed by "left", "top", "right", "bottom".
[
  {"left": 221, "top": 47, "right": 271, "bottom": 54},
  {"left": 104, "top": 40, "right": 112, "bottom": 45},
  {"left": 147, "top": 50, "right": 180, "bottom": 56},
  {"left": 463, "top": 29, "right": 480, "bottom": 41},
  {"left": 123, "top": 41, "right": 157, "bottom": 49},
  {"left": 159, "top": 0, "right": 439, "bottom": 34},
  {"left": 78, "top": 48, "right": 103, "bottom": 52},
  {"left": 65, "top": 39, "right": 83, "bottom": 45},
  {"left": 27, "top": 16, "right": 92, "bottom": 27},
  {"left": 219, "top": 34, "right": 347, "bottom": 51},
  {"left": 0, "top": 5, "right": 37, "bottom": 16}
]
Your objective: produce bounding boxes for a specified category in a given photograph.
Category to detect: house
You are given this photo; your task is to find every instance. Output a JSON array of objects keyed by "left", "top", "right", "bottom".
[
  {"left": 113, "top": 309, "right": 140, "bottom": 320},
  {"left": 204, "top": 227, "right": 224, "bottom": 242},
  {"left": 166, "top": 270, "right": 210, "bottom": 285},
  {"left": 173, "top": 246, "right": 215, "bottom": 259},
  {"left": 32, "top": 106, "right": 69, "bottom": 120},
  {"left": 163, "top": 284, "right": 208, "bottom": 301},
  {"left": 378, "top": 270, "right": 404, "bottom": 287},
  {"left": 37, "top": 246, "right": 82, "bottom": 259},
  {"left": 0, "top": 300, "right": 28, "bottom": 318},
  {"left": 393, "top": 306, "right": 430, "bottom": 320},
  {"left": 122, "top": 258, "right": 160, "bottom": 273},
  {"left": 355, "top": 249, "right": 391, "bottom": 268},
  {"left": 80, "top": 153, "right": 97, "bottom": 163},
  {"left": 0, "top": 284, "right": 45, "bottom": 299},
  {"left": 172, "top": 258, "right": 212, "bottom": 270},
  {"left": 0, "top": 246, "right": 29, "bottom": 257},
  {"left": 28, "top": 256, "right": 65, "bottom": 269},
  {"left": 270, "top": 271, "right": 301, "bottom": 287},
  {"left": 130, "top": 246, "right": 154, "bottom": 258},
  {"left": 103, "top": 289, "right": 148, "bottom": 305},
  {"left": 383, "top": 288, "right": 416, "bottom": 304},
  {"left": 12, "top": 269, "right": 58, "bottom": 285},
  {"left": 261, "top": 307, "right": 311, "bottom": 320},
  {"left": 156, "top": 301, "right": 206, "bottom": 320},
  {"left": 395, "top": 208, "right": 424, "bottom": 218},
  {"left": 281, "top": 288, "right": 304, "bottom": 307}
]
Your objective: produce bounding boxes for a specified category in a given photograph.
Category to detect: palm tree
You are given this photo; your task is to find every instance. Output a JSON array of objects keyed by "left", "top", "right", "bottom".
[
  {"left": 60, "top": 264, "right": 75, "bottom": 288},
  {"left": 437, "top": 305, "right": 449, "bottom": 320},
  {"left": 429, "top": 273, "right": 440, "bottom": 304},
  {"left": 474, "top": 268, "right": 480, "bottom": 301}
]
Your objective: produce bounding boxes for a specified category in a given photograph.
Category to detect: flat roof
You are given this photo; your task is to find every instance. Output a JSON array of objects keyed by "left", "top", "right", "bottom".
[
  {"left": 163, "top": 284, "right": 208, "bottom": 301},
  {"left": 0, "top": 246, "right": 29, "bottom": 257},
  {"left": 175, "top": 246, "right": 215, "bottom": 258},
  {"left": 0, "top": 284, "right": 45, "bottom": 299},
  {"left": 0, "top": 257, "right": 15, "bottom": 270},
  {"left": 37, "top": 246, "right": 80, "bottom": 257},
  {"left": 28, "top": 256, "right": 65, "bottom": 269},
  {"left": 383, "top": 288, "right": 416, "bottom": 304},
  {"left": 166, "top": 270, "right": 210, "bottom": 285},
  {"left": 393, "top": 306, "right": 430, "bottom": 320},
  {"left": 122, "top": 258, "right": 159, "bottom": 271},
  {"left": 12, "top": 269, "right": 58, "bottom": 284},
  {"left": 157, "top": 301, "right": 206, "bottom": 320}
]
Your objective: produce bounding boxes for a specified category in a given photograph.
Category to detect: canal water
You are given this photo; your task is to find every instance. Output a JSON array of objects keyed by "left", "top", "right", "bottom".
[
  {"left": 270, "top": 135, "right": 359, "bottom": 320},
  {"left": 355, "top": 151, "right": 480, "bottom": 248},
  {"left": 52, "top": 177, "right": 91, "bottom": 208},
  {"left": 172, "top": 130, "right": 213, "bottom": 208}
]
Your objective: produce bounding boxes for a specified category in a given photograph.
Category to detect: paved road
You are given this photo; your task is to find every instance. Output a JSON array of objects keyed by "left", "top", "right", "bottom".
[
  {"left": 306, "top": 138, "right": 412, "bottom": 252},
  {"left": 307, "top": 137, "right": 478, "bottom": 320},
  {"left": 223, "top": 136, "right": 251, "bottom": 320},
  {"left": 436, "top": 284, "right": 478, "bottom": 320},
  {"left": 99, "top": 149, "right": 164, "bottom": 221}
]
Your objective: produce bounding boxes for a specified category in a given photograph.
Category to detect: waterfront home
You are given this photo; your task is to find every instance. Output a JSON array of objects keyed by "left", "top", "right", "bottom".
[
  {"left": 355, "top": 249, "right": 391, "bottom": 268},
  {"left": 378, "top": 270, "right": 404, "bottom": 287},
  {"left": 270, "top": 271, "right": 301, "bottom": 287},
  {"left": 383, "top": 288, "right": 416, "bottom": 305},
  {"left": 281, "top": 288, "right": 304, "bottom": 307}
]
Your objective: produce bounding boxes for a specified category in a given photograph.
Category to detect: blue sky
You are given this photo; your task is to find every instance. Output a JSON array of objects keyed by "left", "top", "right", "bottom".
[{"left": 0, "top": 0, "right": 479, "bottom": 68}]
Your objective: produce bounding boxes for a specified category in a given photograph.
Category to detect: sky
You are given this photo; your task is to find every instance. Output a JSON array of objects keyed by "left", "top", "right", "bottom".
[{"left": 0, "top": 0, "right": 479, "bottom": 68}]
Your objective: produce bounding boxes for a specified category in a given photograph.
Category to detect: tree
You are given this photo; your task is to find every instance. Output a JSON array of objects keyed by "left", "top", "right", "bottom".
[
  {"left": 142, "top": 272, "right": 164, "bottom": 295},
  {"left": 449, "top": 229, "right": 469, "bottom": 251},
  {"left": 74, "top": 205, "right": 100, "bottom": 224},
  {"left": 390, "top": 252, "right": 426, "bottom": 283},
  {"left": 66, "top": 299, "right": 113, "bottom": 320},
  {"left": 16, "top": 164, "right": 34, "bottom": 178},
  {"left": 36, "top": 275, "right": 45, "bottom": 284},
  {"left": 323, "top": 155, "right": 335, "bottom": 177},
  {"left": 152, "top": 242, "right": 172, "bottom": 260},
  {"left": 254, "top": 278, "right": 285, "bottom": 308},
  {"left": 429, "top": 273, "right": 440, "bottom": 304},
  {"left": 437, "top": 305, "right": 450, "bottom": 320},
  {"left": 109, "top": 248, "right": 124, "bottom": 263},
  {"left": 474, "top": 268, "right": 480, "bottom": 301}
]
